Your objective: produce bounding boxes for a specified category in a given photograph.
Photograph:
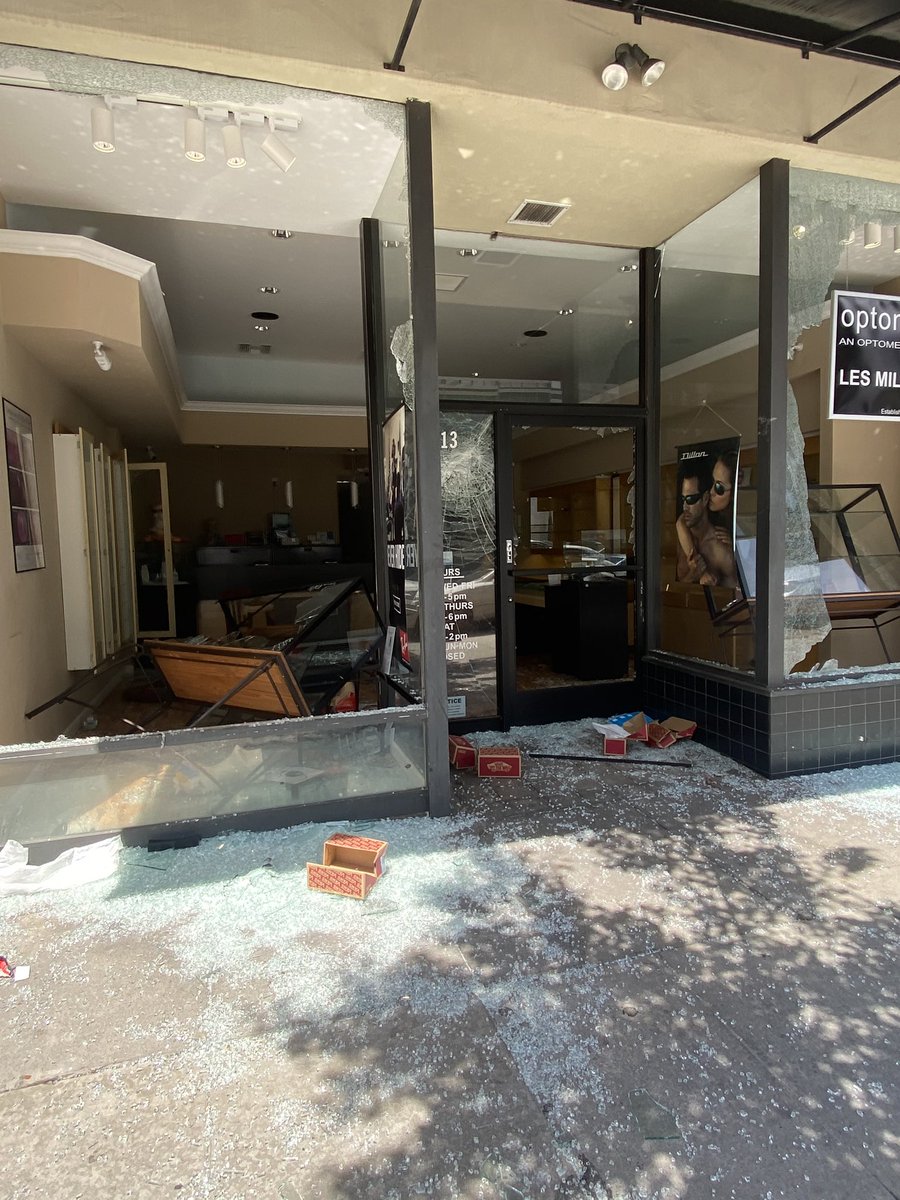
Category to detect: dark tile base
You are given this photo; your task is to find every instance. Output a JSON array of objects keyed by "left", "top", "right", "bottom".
[{"left": 642, "top": 658, "right": 900, "bottom": 778}]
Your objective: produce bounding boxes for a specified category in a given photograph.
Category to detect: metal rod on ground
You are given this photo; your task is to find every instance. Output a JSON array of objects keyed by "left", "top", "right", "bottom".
[{"left": 527, "top": 752, "right": 692, "bottom": 770}]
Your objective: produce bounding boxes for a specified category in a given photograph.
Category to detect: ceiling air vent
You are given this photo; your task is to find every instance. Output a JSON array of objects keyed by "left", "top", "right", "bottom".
[
  {"left": 238, "top": 343, "right": 272, "bottom": 354},
  {"left": 507, "top": 199, "right": 571, "bottom": 228}
]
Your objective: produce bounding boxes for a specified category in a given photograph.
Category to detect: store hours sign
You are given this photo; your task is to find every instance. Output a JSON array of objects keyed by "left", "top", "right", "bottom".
[{"left": 830, "top": 290, "right": 900, "bottom": 421}]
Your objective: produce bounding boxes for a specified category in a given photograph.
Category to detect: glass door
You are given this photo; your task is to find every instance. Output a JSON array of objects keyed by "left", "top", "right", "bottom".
[{"left": 498, "top": 417, "right": 641, "bottom": 726}]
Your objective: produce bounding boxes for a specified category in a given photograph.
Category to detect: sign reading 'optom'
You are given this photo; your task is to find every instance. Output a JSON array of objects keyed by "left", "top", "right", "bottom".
[{"left": 830, "top": 290, "right": 900, "bottom": 421}]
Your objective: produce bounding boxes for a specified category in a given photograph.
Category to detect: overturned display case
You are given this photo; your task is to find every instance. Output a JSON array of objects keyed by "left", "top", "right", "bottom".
[
  {"left": 709, "top": 484, "right": 900, "bottom": 663},
  {"left": 148, "top": 578, "right": 390, "bottom": 725}
]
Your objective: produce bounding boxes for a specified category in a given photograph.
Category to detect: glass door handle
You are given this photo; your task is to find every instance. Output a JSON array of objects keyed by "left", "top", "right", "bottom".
[{"left": 505, "top": 539, "right": 514, "bottom": 565}]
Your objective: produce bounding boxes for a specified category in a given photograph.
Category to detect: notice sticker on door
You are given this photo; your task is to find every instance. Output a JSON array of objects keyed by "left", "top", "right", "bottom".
[{"left": 447, "top": 695, "right": 467, "bottom": 718}]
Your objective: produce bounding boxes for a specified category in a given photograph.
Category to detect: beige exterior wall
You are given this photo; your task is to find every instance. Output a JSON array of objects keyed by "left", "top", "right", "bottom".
[{"left": 0, "top": 323, "right": 118, "bottom": 746}]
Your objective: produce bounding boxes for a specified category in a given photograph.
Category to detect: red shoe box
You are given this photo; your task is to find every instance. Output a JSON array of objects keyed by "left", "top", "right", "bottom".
[
  {"left": 476, "top": 746, "right": 522, "bottom": 778},
  {"left": 661, "top": 716, "right": 698, "bottom": 739},
  {"left": 622, "top": 712, "right": 650, "bottom": 741},
  {"left": 591, "top": 722, "right": 631, "bottom": 757},
  {"left": 449, "top": 734, "right": 476, "bottom": 770},
  {"left": 307, "top": 833, "right": 387, "bottom": 900},
  {"left": 647, "top": 722, "right": 677, "bottom": 749}
]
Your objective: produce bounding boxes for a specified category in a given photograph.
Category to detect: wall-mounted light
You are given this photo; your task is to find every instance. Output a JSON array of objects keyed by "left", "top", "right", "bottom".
[
  {"left": 601, "top": 43, "right": 665, "bottom": 91},
  {"left": 92, "top": 339, "right": 112, "bottom": 371},
  {"left": 285, "top": 480, "right": 294, "bottom": 509},
  {"left": 215, "top": 479, "right": 225, "bottom": 509},
  {"left": 893, "top": 226, "right": 900, "bottom": 254},
  {"left": 864, "top": 221, "right": 882, "bottom": 249}
]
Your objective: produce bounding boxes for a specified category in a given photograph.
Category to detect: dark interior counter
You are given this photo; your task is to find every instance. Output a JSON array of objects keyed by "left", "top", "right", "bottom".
[{"left": 193, "top": 546, "right": 374, "bottom": 601}]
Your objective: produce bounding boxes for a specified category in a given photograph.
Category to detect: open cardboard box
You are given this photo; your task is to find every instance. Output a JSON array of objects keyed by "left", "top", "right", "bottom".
[{"left": 307, "top": 833, "right": 387, "bottom": 900}]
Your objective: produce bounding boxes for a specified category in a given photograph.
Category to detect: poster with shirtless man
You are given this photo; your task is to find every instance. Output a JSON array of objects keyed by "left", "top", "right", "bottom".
[{"left": 675, "top": 436, "right": 740, "bottom": 589}]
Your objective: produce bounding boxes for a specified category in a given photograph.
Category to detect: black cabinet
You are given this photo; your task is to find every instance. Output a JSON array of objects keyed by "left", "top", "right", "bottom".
[{"left": 545, "top": 577, "right": 628, "bottom": 679}]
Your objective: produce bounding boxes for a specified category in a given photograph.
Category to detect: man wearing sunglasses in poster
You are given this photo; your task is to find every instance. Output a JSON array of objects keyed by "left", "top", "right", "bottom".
[{"left": 675, "top": 437, "right": 740, "bottom": 589}]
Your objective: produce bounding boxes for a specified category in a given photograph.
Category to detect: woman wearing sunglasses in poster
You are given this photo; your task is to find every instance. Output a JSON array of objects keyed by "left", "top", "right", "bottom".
[{"left": 675, "top": 438, "right": 740, "bottom": 589}]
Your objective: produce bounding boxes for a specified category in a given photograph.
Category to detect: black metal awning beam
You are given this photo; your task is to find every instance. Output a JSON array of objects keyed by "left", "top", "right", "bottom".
[
  {"left": 804, "top": 72, "right": 900, "bottom": 143},
  {"left": 568, "top": 1, "right": 900, "bottom": 74},
  {"left": 384, "top": 0, "right": 423, "bottom": 72}
]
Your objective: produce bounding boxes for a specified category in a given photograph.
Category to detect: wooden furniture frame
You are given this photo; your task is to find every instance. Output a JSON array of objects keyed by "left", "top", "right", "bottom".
[{"left": 145, "top": 639, "right": 312, "bottom": 727}]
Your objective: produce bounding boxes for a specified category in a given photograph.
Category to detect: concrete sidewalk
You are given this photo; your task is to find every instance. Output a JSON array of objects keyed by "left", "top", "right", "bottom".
[{"left": 2, "top": 722, "right": 899, "bottom": 1199}]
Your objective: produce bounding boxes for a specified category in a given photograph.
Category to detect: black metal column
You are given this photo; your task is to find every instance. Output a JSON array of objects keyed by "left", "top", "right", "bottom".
[
  {"left": 406, "top": 99, "right": 451, "bottom": 816},
  {"left": 756, "top": 159, "right": 790, "bottom": 689},
  {"left": 359, "top": 218, "right": 390, "bottom": 628},
  {"left": 638, "top": 245, "right": 662, "bottom": 659}
]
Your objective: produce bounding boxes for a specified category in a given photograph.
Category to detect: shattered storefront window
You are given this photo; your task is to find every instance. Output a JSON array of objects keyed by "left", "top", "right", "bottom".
[
  {"left": 788, "top": 168, "right": 900, "bottom": 673},
  {"left": 441, "top": 412, "right": 497, "bottom": 718}
]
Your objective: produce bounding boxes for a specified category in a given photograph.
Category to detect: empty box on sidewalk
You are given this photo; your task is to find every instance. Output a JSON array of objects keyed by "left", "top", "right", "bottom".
[
  {"left": 476, "top": 746, "right": 522, "bottom": 778},
  {"left": 449, "top": 734, "right": 477, "bottom": 770},
  {"left": 591, "top": 721, "right": 631, "bottom": 757},
  {"left": 307, "top": 832, "right": 387, "bottom": 900},
  {"left": 661, "top": 716, "right": 698, "bottom": 739},
  {"left": 647, "top": 722, "right": 677, "bottom": 749}
]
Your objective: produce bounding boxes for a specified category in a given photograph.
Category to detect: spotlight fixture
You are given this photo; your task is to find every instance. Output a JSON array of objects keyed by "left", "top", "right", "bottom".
[
  {"left": 271, "top": 229, "right": 294, "bottom": 239},
  {"left": 260, "top": 116, "right": 296, "bottom": 173},
  {"left": 792, "top": 224, "right": 807, "bottom": 239},
  {"left": 91, "top": 339, "right": 112, "bottom": 371},
  {"left": 600, "top": 44, "right": 631, "bottom": 91},
  {"left": 183, "top": 108, "right": 206, "bottom": 162},
  {"left": 619, "top": 262, "right": 639, "bottom": 272},
  {"left": 631, "top": 44, "right": 666, "bottom": 87},
  {"left": 864, "top": 221, "right": 882, "bottom": 249},
  {"left": 254, "top": 324, "right": 270, "bottom": 332},
  {"left": 601, "top": 43, "right": 665, "bottom": 90},
  {"left": 457, "top": 248, "right": 479, "bottom": 257},
  {"left": 839, "top": 229, "right": 856, "bottom": 246},
  {"left": 260, "top": 285, "right": 280, "bottom": 294},
  {"left": 222, "top": 117, "right": 246, "bottom": 168},
  {"left": 91, "top": 102, "right": 116, "bottom": 153},
  {"left": 558, "top": 307, "right": 575, "bottom": 316}
]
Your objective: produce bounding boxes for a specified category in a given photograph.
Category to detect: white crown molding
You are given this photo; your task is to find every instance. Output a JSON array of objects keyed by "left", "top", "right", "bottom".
[
  {"left": 0, "top": 228, "right": 188, "bottom": 411},
  {"left": 181, "top": 400, "right": 366, "bottom": 417}
]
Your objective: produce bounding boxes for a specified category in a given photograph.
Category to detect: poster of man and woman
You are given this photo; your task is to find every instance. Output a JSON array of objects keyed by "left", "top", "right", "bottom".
[{"left": 674, "top": 436, "right": 741, "bottom": 590}]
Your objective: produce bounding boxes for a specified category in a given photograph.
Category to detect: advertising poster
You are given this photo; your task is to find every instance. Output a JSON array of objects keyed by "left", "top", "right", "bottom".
[
  {"left": 383, "top": 404, "right": 410, "bottom": 665},
  {"left": 830, "top": 290, "right": 900, "bottom": 420},
  {"left": 441, "top": 411, "right": 497, "bottom": 719},
  {"left": 674, "top": 436, "right": 741, "bottom": 589},
  {"left": 3, "top": 398, "right": 45, "bottom": 573}
]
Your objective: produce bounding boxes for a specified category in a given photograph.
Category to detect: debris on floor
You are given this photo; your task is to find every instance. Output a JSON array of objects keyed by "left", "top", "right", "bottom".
[
  {"left": 0, "top": 834, "right": 122, "bottom": 895},
  {"left": 476, "top": 745, "right": 523, "bottom": 777},
  {"left": 306, "top": 832, "right": 388, "bottom": 899}
]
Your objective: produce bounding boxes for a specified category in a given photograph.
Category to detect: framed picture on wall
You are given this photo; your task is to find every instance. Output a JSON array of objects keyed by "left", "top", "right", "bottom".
[{"left": 3, "top": 398, "right": 45, "bottom": 572}]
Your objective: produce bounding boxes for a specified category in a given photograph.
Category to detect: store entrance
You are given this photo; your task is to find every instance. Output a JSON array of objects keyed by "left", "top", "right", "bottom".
[{"left": 496, "top": 415, "right": 641, "bottom": 726}]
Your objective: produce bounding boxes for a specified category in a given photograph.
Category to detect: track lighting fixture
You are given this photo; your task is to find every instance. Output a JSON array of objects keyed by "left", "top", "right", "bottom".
[
  {"left": 91, "top": 102, "right": 116, "bottom": 153},
  {"left": 864, "top": 221, "right": 882, "bottom": 249},
  {"left": 183, "top": 109, "right": 206, "bottom": 162},
  {"left": 222, "top": 117, "right": 246, "bottom": 168},
  {"left": 601, "top": 42, "right": 666, "bottom": 90},
  {"left": 260, "top": 117, "right": 296, "bottom": 173},
  {"left": 91, "top": 340, "right": 112, "bottom": 371}
]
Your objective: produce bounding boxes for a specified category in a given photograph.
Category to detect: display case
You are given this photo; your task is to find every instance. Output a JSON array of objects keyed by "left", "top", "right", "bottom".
[
  {"left": 148, "top": 578, "right": 387, "bottom": 725},
  {"left": 712, "top": 484, "right": 900, "bottom": 661}
]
